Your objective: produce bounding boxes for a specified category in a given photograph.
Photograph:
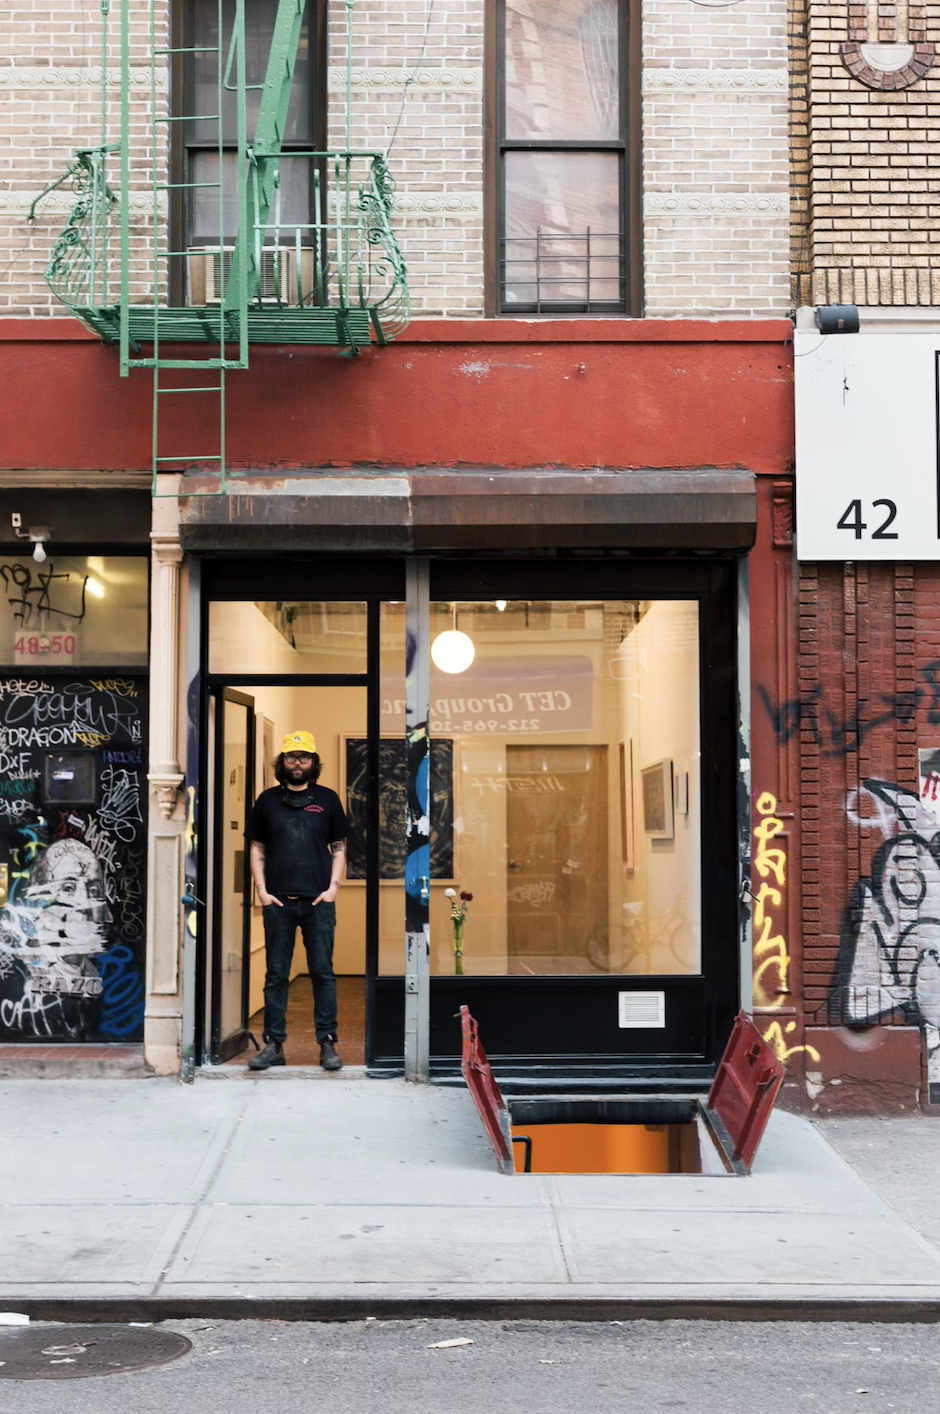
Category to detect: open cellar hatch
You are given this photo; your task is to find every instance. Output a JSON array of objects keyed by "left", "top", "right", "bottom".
[{"left": 461, "top": 1007, "right": 787, "bottom": 1177}]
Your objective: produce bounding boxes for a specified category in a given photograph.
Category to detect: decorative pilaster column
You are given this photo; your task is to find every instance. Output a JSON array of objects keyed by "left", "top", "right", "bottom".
[
  {"left": 148, "top": 534, "right": 185, "bottom": 817},
  {"left": 145, "top": 508, "right": 188, "bottom": 1075}
]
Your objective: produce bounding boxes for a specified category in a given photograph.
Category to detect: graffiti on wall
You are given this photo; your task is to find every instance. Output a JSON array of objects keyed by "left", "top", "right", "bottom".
[
  {"left": 753, "top": 792, "right": 788, "bottom": 1007},
  {"left": 0, "top": 678, "right": 147, "bottom": 1041},
  {"left": 752, "top": 791, "right": 821, "bottom": 1066},
  {"left": 833, "top": 778, "right": 940, "bottom": 1030},
  {"left": 757, "top": 661, "right": 940, "bottom": 758}
]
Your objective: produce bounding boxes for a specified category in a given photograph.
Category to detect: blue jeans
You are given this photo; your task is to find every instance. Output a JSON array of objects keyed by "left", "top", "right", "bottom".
[{"left": 261, "top": 898, "right": 337, "bottom": 1045}]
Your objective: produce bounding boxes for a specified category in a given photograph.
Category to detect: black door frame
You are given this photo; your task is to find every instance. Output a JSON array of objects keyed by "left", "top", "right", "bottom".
[
  {"left": 196, "top": 561, "right": 400, "bottom": 1067},
  {"left": 195, "top": 555, "right": 739, "bottom": 1079},
  {"left": 209, "top": 687, "right": 256, "bottom": 1063}
]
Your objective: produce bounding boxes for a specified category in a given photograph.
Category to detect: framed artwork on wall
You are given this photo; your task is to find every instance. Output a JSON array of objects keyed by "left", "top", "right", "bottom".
[
  {"left": 642, "top": 758, "right": 674, "bottom": 839},
  {"left": 342, "top": 736, "right": 455, "bottom": 881}
]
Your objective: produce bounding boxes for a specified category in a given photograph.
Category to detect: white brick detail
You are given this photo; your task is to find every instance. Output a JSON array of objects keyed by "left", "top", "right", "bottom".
[
  {"left": 645, "top": 192, "right": 788, "bottom": 217},
  {"left": 643, "top": 67, "right": 787, "bottom": 91},
  {"left": 0, "top": 66, "right": 165, "bottom": 89},
  {"left": 1, "top": 190, "right": 167, "bottom": 216},
  {"left": 328, "top": 66, "right": 482, "bottom": 91}
]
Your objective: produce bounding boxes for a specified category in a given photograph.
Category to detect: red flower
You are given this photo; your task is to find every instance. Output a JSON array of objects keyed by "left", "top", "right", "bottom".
[{"left": 460, "top": 891, "right": 473, "bottom": 903}]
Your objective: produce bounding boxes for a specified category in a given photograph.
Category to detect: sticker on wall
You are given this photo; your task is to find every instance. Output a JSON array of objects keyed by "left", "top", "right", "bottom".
[{"left": 919, "top": 748, "right": 940, "bottom": 826}]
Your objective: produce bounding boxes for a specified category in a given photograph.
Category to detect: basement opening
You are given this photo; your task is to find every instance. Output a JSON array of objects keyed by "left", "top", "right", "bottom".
[
  {"left": 508, "top": 1097, "right": 733, "bottom": 1175},
  {"left": 461, "top": 1007, "right": 786, "bottom": 1178}
]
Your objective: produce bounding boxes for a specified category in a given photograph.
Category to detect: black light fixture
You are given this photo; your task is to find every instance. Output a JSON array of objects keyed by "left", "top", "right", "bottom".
[{"left": 814, "top": 304, "right": 860, "bottom": 335}]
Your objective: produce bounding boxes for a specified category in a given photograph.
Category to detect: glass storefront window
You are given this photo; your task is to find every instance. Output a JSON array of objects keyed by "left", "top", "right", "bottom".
[
  {"left": 425, "top": 599, "right": 701, "bottom": 979},
  {"left": 0, "top": 555, "right": 148, "bottom": 668},
  {"left": 374, "top": 598, "right": 702, "bottom": 979},
  {"left": 209, "top": 601, "right": 368, "bottom": 674}
]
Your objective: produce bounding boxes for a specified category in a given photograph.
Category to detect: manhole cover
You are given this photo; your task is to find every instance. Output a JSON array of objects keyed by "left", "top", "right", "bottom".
[{"left": 0, "top": 1325, "right": 192, "bottom": 1380}]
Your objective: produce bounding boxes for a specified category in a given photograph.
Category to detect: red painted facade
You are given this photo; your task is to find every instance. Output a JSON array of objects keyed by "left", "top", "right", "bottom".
[
  {"left": 1, "top": 319, "right": 793, "bottom": 475},
  {"left": 24, "top": 317, "right": 939, "bottom": 1109}
]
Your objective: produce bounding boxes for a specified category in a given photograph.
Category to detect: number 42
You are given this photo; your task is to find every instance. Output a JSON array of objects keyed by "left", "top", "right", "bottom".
[{"left": 836, "top": 498, "right": 898, "bottom": 540}]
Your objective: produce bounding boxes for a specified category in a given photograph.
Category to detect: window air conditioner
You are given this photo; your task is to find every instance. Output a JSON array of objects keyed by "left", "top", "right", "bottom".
[{"left": 186, "top": 246, "right": 314, "bottom": 307}]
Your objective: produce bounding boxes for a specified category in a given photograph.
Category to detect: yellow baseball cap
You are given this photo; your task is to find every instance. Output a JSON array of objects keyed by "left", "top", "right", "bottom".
[{"left": 281, "top": 730, "right": 316, "bottom": 755}]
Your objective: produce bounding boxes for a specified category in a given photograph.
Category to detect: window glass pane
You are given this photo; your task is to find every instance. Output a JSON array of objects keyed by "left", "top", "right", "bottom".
[
  {"left": 0, "top": 556, "right": 148, "bottom": 668},
  {"left": 208, "top": 602, "right": 368, "bottom": 674},
  {"left": 424, "top": 600, "right": 701, "bottom": 979},
  {"left": 189, "top": 152, "right": 310, "bottom": 244},
  {"left": 190, "top": 0, "right": 312, "bottom": 145},
  {"left": 504, "top": 0, "right": 620, "bottom": 140},
  {"left": 375, "top": 602, "right": 458, "bottom": 977},
  {"left": 504, "top": 151, "right": 621, "bottom": 307}
]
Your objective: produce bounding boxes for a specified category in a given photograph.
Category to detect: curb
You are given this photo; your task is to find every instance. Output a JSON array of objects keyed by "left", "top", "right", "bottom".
[{"left": 5, "top": 1298, "right": 940, "bottom": 1324}]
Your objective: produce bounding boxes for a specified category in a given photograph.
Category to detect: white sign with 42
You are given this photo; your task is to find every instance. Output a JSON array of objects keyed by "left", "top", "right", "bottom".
[{"left": 795, "top": 330, "right": 940, "bottom": 560}]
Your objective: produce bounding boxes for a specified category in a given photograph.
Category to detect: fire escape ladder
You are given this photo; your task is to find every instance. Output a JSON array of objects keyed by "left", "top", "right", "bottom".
[{"left": 224, "top": 0, "right": 305, "bottom": 312}]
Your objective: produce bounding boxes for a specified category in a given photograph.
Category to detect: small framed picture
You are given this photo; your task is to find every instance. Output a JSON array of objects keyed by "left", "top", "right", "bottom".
[
  {"left": 642, "top": 759, "right": 674, "bottom": 839},
  {"left": 674, "top": 769, "right": 689, "bottom": 816}
]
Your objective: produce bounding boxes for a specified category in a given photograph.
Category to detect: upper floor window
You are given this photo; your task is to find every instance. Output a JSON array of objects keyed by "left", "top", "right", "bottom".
[
  {"left": 181, "top": 0, "right": 325, "bottom": 280},
  {"left": 493, "top": 0, "right": 638, "bottom": 315}
]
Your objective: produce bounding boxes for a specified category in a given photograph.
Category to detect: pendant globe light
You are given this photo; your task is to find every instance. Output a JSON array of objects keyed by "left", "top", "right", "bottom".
[{"left": 431, "top": 603, "right": 475, "bottom": 674}]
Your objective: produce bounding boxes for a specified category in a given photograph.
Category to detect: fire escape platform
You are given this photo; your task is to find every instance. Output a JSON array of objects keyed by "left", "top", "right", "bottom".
[{"left": 72, "top": 304, "right": 380, "bottom": 351}]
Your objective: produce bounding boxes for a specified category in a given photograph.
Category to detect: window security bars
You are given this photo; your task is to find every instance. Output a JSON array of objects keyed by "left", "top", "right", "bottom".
[{"left": 501, "top": 228, "right": 626, "bottom": 314}]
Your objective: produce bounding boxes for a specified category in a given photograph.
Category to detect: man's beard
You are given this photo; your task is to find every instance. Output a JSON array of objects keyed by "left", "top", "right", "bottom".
[{"left": 286, "top": 762, "right": 314, "bottom": 787}]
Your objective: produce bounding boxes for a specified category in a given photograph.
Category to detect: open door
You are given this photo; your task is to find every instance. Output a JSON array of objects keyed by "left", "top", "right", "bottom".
[{"left": 211, "top": 688, "right": 255, "bottom": 1062}]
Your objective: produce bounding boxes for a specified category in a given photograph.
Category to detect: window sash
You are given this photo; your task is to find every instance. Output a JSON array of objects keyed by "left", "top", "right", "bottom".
[
  {"left": 496, "top": 0, "right": 630, "bottom": 315},
  {"left": 181, "top": 0, "right": 320, "bottom": 250}
]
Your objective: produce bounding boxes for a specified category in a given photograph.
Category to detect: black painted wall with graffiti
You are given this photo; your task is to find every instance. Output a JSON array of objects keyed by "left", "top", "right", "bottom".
[{"left": 0, "top": 677, "right": 148, "bottom": 1042}]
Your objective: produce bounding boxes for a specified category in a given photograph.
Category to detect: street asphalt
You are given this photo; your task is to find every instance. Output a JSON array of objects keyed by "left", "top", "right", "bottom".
[
  {"left": 1, "top": 1072, "right": 939, "bottom": 1316},
  {"left": 2, "top": 1318, "right": 940, "bottom": 1412}
]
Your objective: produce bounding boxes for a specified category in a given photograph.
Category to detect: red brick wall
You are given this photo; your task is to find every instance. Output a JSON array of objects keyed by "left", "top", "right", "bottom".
[{"left": 762, "top": 559, "right": 936, "bottom": 1113}]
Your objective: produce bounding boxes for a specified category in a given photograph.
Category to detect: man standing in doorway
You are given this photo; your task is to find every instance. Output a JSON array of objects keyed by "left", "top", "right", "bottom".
[{"left": 246, "top": 730, "right": 346, "bottom": 1071}]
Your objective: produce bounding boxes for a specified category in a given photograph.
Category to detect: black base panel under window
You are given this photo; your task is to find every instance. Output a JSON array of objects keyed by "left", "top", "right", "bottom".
[
  {"left": 429, "top": 977, "right": 706, "bottom": 1062},
  {"left": 368, "top": 977, "right": 709, "bottom": 1076},
  {"left": 370, "top": 977, "right": 405, "bottom": 1068}
]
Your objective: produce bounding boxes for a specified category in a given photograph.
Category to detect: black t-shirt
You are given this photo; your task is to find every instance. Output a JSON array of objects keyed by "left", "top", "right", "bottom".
[{"left": 246, "top": 784, "right": 347, "bottom": 898}]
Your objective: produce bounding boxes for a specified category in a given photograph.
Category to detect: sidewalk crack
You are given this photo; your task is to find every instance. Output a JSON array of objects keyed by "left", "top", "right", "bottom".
[{"left": 148, "top": 1086, "right": 253, "bottom": 1297}]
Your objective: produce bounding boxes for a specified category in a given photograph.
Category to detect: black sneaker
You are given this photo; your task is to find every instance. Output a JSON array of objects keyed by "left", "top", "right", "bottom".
[
  {"left": 320, "top": 1038, "right": 343, "bottom": 1071},
  {"left": 248, "top": 1041, "right": 285, "bottom": 1071}
]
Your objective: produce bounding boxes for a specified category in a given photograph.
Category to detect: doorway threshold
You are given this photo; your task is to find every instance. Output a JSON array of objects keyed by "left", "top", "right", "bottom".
[{"left": 197, "top": 1064, "right": 370, "bottom": 1080}]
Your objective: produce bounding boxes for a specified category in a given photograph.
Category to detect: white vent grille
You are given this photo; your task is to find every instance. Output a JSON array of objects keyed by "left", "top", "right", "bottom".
[
  {"left": 186, "top": 247, "right": 314, "bottom": 307},
  {"left": 618, "top": 991, "right": 666, "bottom": 1028}
]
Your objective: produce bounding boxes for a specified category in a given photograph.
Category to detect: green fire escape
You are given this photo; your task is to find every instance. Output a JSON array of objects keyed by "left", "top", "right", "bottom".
[{"left": 30, "top": 0, "right": 409, "bottom": 488}]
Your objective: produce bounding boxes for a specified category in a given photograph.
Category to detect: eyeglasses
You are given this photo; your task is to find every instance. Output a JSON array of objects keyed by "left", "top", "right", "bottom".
[{"left": 284, "top": 753, "right": 313, "bottom": 764}]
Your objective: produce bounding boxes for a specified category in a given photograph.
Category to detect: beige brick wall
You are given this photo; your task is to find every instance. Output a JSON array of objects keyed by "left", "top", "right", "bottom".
[
  {"left": 2, "top": 0, "right": 793, "bottom": 321},
  {"left": 801, "top": 0, "right": 940, "bottom": 306},
  {"left": 0, "top": 0, "right": 167, "bottom": 315},
  {"left": 643, "top": 0, "right": 790, "bottom": 317},
  {"left": 328, "top": 0, "right": 484, "bottom": 317}
]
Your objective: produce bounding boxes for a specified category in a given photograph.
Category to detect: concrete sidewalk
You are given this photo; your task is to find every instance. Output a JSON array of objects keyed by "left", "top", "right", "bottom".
[{"left": 2, "top": 1073, "right": 940, "bottom": 1319}]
